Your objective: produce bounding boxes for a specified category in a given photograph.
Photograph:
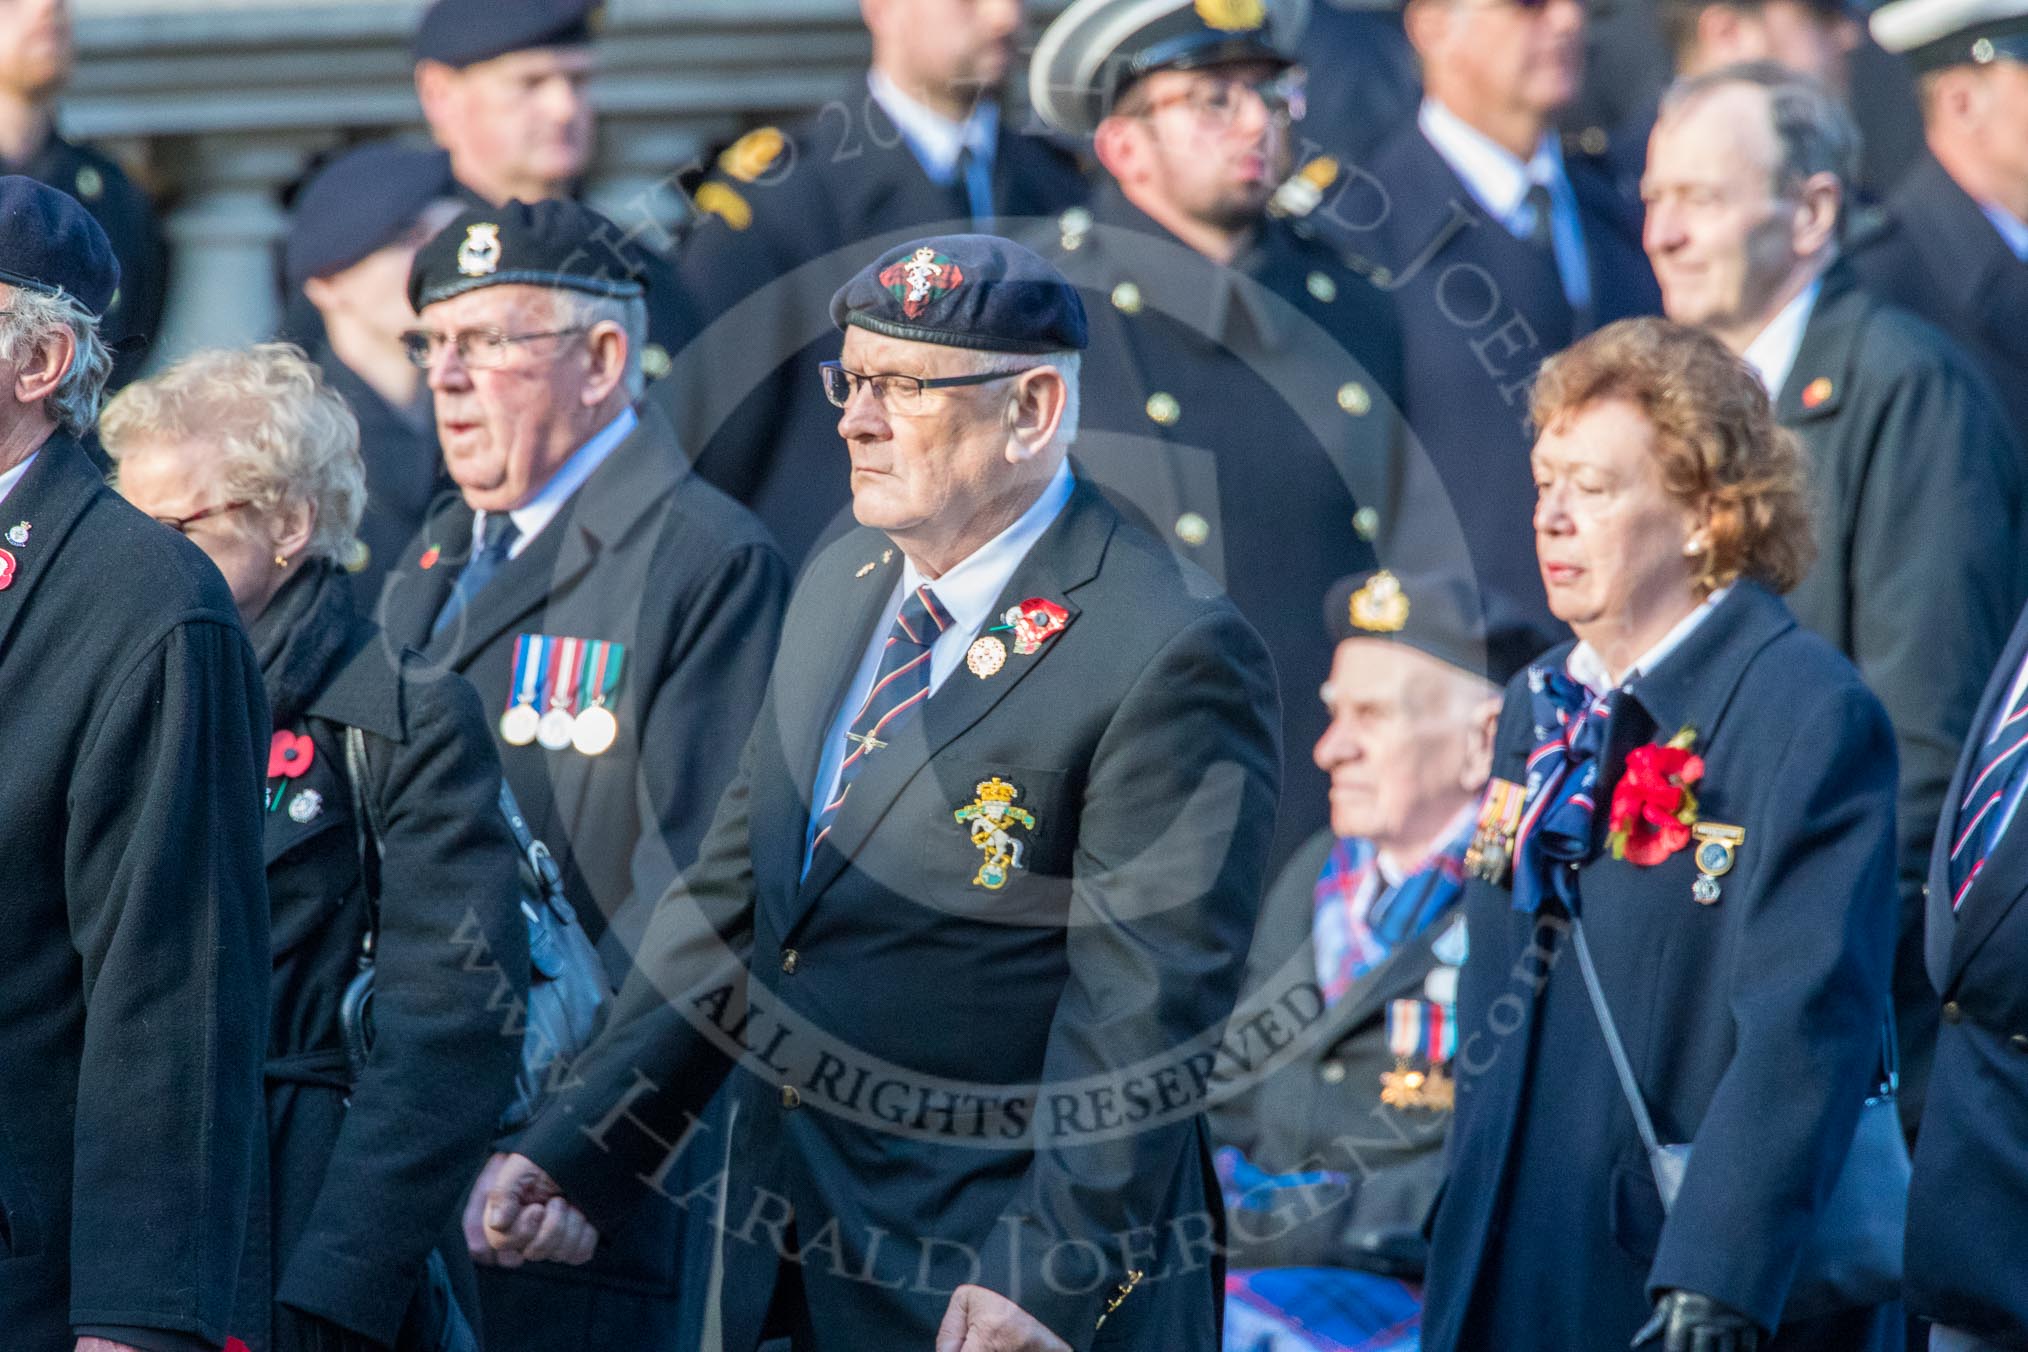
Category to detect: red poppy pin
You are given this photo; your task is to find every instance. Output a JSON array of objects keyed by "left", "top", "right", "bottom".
[
  {"left": 878, "top": 245, "right": 966, "bottom": 319},
  {"left": 1606, "top": 726, "right": 1704, "bottom": 867},
  {"left": 1004, "top": 597, "right": 1070, "bottom": 655},
  {"left": 419, "top": 544, "right": 442, "bottom": 570},
  {"left": 268, "top": 729, "right": 315, "bottom": 780},
  {"left": 0, "top": 546, "right": 14, "bottom": 591}
]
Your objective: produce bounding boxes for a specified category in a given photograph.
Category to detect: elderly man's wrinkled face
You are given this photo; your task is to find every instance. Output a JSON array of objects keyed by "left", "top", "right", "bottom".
[
  {"left": 1643, "top": 83, "right": 1813, "bottom": 339},
  {"left": 1532, "top": 397, "right": 1704, "bottom": 649},
  {"left": 1111, "top": 61, "right": 1293, "bottom": 230},
  {"left": 422, "top": 46, "right": 594, "bottom": 201},
  {"left": 865, "top": 0, "right": 1021, "bottom": 105},
  {"left": 0, "top": 0, "right": 70, "bottom": 101},
  {"left": 419, "top": 284, "right": 602, "bottom": 514},
  {"left": 1313, "top": 639, "right": 1495, "bottom": 850}
]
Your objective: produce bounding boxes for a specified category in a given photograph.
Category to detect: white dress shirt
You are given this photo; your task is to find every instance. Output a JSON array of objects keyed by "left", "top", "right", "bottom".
[
  {"left": 1567, "top": 586, "right": 1733, "bottom": 695},
  {"left": 805, "top": 460, "right": 1075, "bottom": 863},
  {"left": 1979, "top": 200, "right": 2028, "bottom": 263},
  {"left": 1741, "top": 278, "right": 1822, "bottom": 399},
  {"left": 868, "top": 68, "right": 999, "bottom": 218},
  {"left": 1419, "top": 98, "right": 1593, "bottom": 312},
  {"left": 0, "top": 451, "right": 37, "bottom": 510},
  {"left": 472, "top": 405, "right": 637, "bottom": 560}
]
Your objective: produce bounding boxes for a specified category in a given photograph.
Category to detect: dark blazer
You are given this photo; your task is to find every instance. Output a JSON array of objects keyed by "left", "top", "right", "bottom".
[
  {"left": 374, "top": 400, "right": 785, "bottom": 1346},
  {"left": 1423, "top": 583, "right": 1900, "bottom": 1352},
  {"left": 659, "top": 96, "right": 1090, "bottom": 566},
  {"left": 1776, "top": 259, "right": 2028, "bottom": 1129},
  {"left": 257, "top": 590, "right": 529, "bottom": 1349},
  {"left": 1309, "top": 117, "right": 1660, "bottom": 640},
  {"left": 0, "top": 434, "right": 270, "bottom": 1351},
  {"left": 1852, "top": 151, "right": 2028, "bottom": 461},
  {"left": 1290, "top": 4, "right": 1421, "bottom": 164},
  {"left": 517, "top": 475, "right": 1282, "bottom": 1351},
  {"left": 312, "top": 344, "right": 447, "bottom": 607},
  {"left": 1045, "top": 181, "right": 1402, "bottom": 864},
  {"left": 1209, "top": 830, "right": 1461, "bottom": 1276},
  {"left": 1907, "top": 601, "right": 2028, "bottom": 1346}
]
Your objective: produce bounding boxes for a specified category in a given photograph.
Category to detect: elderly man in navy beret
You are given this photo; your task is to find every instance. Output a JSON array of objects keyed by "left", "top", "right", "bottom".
[
  {"left": 475, "top": 233, "right": 1282, "bottom": 1352},
  {"left": 0, "top": 176, "right": 271, "bottom": 1352}
]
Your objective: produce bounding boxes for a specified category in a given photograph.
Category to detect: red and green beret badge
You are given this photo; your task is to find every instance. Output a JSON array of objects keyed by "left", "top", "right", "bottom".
[{"left": 879, "top": 245, "right": 966, "bottom": 319}]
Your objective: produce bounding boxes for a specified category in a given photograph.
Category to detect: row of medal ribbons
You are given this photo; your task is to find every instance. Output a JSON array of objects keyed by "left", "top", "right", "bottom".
[{"left": 501, "top": 632, "right": 625, "bottom": 757}]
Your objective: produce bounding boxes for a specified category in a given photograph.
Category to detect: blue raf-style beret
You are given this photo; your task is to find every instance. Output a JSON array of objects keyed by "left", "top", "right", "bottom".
[
  {"left": 830, "top": 234, "right": 1088, "bottom": 355},
  {"left": 414, "top": 0, "right": 600, "bottom": 68},
  {"left": 0, "top": 174, "right": 119, "bottom": 316},
  {"left": 408, "top": 197, "right": 646, "bottom": 312},
  {"left": 287, "top": 142, "right": 456, "bottom": 292}
]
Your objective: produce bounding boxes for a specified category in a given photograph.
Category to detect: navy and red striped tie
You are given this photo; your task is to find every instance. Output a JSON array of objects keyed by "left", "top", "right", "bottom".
[
  {"left": 1949, "top": 667, "right": 2028, "bottom": 910},
  {"left": 809, "top": 583, "right": 952, "bottom": 857}
]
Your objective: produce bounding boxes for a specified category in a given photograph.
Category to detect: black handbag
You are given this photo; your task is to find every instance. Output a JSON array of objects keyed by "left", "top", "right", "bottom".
[{"left": 1568, "top": 916, "right": 1908, "bottom": 1324}]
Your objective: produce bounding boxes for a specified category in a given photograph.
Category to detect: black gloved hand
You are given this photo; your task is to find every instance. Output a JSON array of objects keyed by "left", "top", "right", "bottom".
[{"left": 1632, "top": 1290, "right": 1762, "bottom": 1352}]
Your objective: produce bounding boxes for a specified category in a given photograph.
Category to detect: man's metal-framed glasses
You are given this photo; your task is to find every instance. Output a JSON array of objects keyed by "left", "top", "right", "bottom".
[
  {"left": 819, "top": 360, "right": 1039, "bottom": 415},
  {"left": 1134, "top": 67, "right": 1308, "bottom": 129},
  {"left": 400, "top": 326, "right": 587, "bottom": 369},
  {"left": 153, "top": 500, "right": 250, "bottom": 535}
]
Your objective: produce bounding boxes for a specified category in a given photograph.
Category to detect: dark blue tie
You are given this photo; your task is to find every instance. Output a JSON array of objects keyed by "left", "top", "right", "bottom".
[
  {"left": 808, "top": 583, "right": 951, "bottom": 858},
  {"left": 1948, "top": 661, "right": 2028, "bottom": 909},
  {"left": 433, "top": 512, "right": 519, "bottom": 637}
]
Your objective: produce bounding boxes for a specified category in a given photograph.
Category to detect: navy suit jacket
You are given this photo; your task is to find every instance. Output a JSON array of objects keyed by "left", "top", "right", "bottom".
[
  {"left": 1423, "top": 583, "right": 1899, "bottom": 1351},
  {"left": 1907, "top": 600, "right": 2028, "bottom": 1346}
]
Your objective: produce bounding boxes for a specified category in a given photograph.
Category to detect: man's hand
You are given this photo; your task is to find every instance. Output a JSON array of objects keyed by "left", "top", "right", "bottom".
[
  {"left": 479, "top": 1151, "right": 599, "bottom": 1267},
  {"left": 1633, "top": 1290, "right": 1762, "bottom": 1352},
  {"left": 934, "top": 1285, "right": 1072, "bottom": 1352}
]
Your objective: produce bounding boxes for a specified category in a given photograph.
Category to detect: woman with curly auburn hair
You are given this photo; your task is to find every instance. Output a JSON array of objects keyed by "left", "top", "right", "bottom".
[
  {"left": 103, "top": 344, "right": 531, "bottom": 1352},
  {"left": 1421, "top": 318, "right": 1902, "bottom": 1352}
]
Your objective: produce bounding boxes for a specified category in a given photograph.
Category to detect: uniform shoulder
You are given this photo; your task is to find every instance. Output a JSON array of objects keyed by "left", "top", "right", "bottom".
[
  {"left": 1086, "top": 498, "right": 1257, "bottom": 640},
  {"left": 680, "top": 108, "right": 847, "bottom": 238}
]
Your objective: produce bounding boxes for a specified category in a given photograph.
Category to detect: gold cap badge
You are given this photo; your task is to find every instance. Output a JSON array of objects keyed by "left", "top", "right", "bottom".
[
  {"left": 1349, "top": 570, "right": 1410, "bottom": 633},
  {"left": 456, "top": 222, "right": 502, "bottom": 277},
  {"left": 1196, "top": 0, "right": 1267, "bottom": 32}
]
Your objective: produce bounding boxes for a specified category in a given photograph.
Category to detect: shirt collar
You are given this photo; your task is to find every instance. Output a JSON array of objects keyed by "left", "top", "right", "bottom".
[
  {"left": 1372, "top": 802, "right": 1480, "bottom": 887},
  {"left": 476, "top": 405, "right": 638, "bottom": 557},
  {"left": 899, "top": 459, "right": 1075, "bottom": 634},
  {"left": 1418, "top": 96, "right": 1564, "bottom": 223},
  {"left": 1979, "top": 199, "right": 2028, "bottom": 262},
  {"left": 1741, "top": 276, "right": 1823, "bottom": 398},
  {"left": 0, "top": 450, "right": 37, "bottom": 509},
  {"left": 868, "top": 68, "right": 999, "bottom": 181},
  {"left": 1567, "top": 585, "right": 1733, "bottom": 695}
]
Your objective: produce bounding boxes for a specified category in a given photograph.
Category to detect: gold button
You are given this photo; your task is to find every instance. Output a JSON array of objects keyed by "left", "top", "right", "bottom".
[
  {"left": 1175, "top": 512, "right": 1210, "bottom": 547},
  {"left": 780, "top": 948, "right": 799, "bottom": 975},
  {"left": 1320, "top": 1062, "right": 1347, "bottom": 1084},
  {"left": 641, "top": 343, "right": 672, "bottom": 380},
  {"left": 1943, "top": 1001, "right": 1962, "bottom": 1024},
  {"left": 75, "top": 165, "right": 103, "bottom": 200},
  {"left": 1579, "top": 126, "right": 1609, "bottom": 157},
  {"left": 1368, "top": 265, "right": 1393, "bottom": 288},
  {"left": 1353, "top": 507, "right": 1380, "bottom": 541},
  {"left": 1145, "top": 392, "right": 1181, "bottom": 426},
  {"left": 780, "top": 1085, "right": 802, "bottom": 1109},
  {"left": 1337, "top": 382, "right": 1372, "bottom": 416},
  {"left": 1110, "top": 281, "right": 1143, "bottom": 314},
  {"left": 1306, "top": 270, "right": 1338, "bottom": 303}
]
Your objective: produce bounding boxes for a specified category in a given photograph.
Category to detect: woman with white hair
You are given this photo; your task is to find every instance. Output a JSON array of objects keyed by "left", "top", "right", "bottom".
[{"left": 104, "top": 344, "right": 531, "bottom": 1352}]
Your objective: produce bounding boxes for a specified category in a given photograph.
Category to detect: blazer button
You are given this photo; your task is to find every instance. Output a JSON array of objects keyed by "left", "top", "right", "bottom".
[
  {"left": 780, "top": 1085, "right": 802, "bottom": 1110},
  {"left": 780, "top": 948, "right": 799, "bottom": 975},
  {"left": 2011, "top": 1034, "right": 2028, "bottom": 1053},
  {"left": 1319, "top": 1061, "right": 1347, "bottom": 1084},
  {"left": 1942, "top": 1001, "right": 1962, "bottom": 1024}
]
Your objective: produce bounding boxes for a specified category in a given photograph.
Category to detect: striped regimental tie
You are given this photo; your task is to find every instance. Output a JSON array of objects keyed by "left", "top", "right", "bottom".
[
  {"left": 1949, "top": 664, "right": 2028, "bottom": 909},
  {"left": 808, "top": 583, "right": 952, "bottom": 858}
]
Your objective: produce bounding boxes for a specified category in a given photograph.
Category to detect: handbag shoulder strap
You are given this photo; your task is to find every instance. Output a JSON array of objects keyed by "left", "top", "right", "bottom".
[
  {"left": 1569, "top": 915, "right": 1666, "bottom": 1158},
  {"left": 342, "top": 724, "right": 386, "bottom": 930}
]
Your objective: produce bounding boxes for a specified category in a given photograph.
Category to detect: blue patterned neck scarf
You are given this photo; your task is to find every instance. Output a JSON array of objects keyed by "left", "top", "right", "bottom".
[{"left": 1514, "top": 665, "right": 1616, "bottom": 915}]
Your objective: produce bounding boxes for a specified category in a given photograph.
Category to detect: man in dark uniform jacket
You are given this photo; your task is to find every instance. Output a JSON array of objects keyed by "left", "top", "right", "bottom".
[
  {"left": 0, "top": 180, "right": 269, "bottom": 1352},
  {"left": 1854, "top": 0, "right": 2028, "bottom": 461},
  {"left": 375, "top": 198, "right": 788, "bottom": 1352},
  {"left": 289, "top": 143, "right": 464, "bottom": 602},
  {"left": 0, "top": 0, "right": 165, "bottom": 387},
  {"left": 1212, "top": 569, "right": 1525, "bottom": 1351},
  {"left": 1644, "top": 63, "right": 2027, "bottom": 1130},
  {"left": 411, "top": 0, "right": 694, "bottom": 375},
  {"left": 662, "top": 0, "right": 1089, "bottom": 567},
  {"left": 477, "top": 235, "right": 1281, "bottom": 1352},
  {"left": 1288, "top": 0, "right": 1421, "bottom": 163},
  {"left": 1029, "top": 0, "right": 1412, "bottom": 865},
  {"left": 1908, "top": 599, "right": 2028, "bottom": 1352},
  {"left": 1303, "top": 0, "right": 1661, "bottom": 641}
]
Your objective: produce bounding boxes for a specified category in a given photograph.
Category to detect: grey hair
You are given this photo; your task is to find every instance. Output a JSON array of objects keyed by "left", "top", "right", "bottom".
[
  {"left": 969, "top": 349, "right": 1082, "bottom": 452},
  {"left": 557, "top": 290, "right": 650, "bottom": 399},
  {"left": 100, "top": 343, "right": 368, "bottom": 568},
  {"left": 0, "top": 287, "right": 115, "bottom": 438},
  {"left": 1662, "top": 62, "right": 1862, "bottom": 215}
]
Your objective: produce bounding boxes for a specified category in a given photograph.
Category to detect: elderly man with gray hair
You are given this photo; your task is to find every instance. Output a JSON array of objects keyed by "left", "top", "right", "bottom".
[
  {"left": 0, "top": 178, "right": 271, "bottom": 1351},
  {"left": 1643, "top": 60, "right": 2028, "bottom": 1138}
]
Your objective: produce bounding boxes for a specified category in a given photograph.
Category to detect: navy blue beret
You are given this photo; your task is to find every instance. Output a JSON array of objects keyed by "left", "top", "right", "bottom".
[
  {"left": 1327, "top": 568, "right": 1552, "bottom": 689},
  {"left": 408, "top": 197, "right": 647, "bottom": 312},
  {"left": 0, "top": 174, "right": 119, "bottom": 316},
  {"left": 414, "top": 0, "right": 599, "bottom": 68},
  {"left": 287, "top": 143, "right": 455, "bottom": 292},
  {"left": 830, "top": 234, "right": 1088, "bottom": 354}
]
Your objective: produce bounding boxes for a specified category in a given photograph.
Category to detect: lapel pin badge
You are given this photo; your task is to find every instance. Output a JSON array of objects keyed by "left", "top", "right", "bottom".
[
  {"left": 5, "top": 520, "right": 27, "bottom": 546},
  {"left": 1691, "top": 822, "right": 1744, "bottom": 904}
]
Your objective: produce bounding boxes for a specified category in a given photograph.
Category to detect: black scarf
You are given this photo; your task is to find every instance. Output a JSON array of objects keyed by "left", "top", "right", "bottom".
[{"left": 249, "top": 560, "right": 358, "bottom": 729}]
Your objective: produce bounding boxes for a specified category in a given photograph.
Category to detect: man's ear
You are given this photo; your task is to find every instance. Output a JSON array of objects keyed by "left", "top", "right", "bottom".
[
  {"left": 1402, "top": 0, "right": 1452, "bottom": 61},
  {"left": 12, "top": 325, "right": 73, "bottom": 407},
  {"left": 1092, "top": 114, "right": 1142, "bottom": 185},
  {"left": 1461, "top": 690, "right": 1501, "bottom": 791},
  {"left": 1791, "top": 169, "right": 1842, "bottom": 257},
  {"left": 1003, "top": 366, "right": 1068, "bottom": 464},
  {"left": 580, "top": 320, "right": 629, "bottom": 407},
  {"left": 415, "top": 60, "right": 459, "bottom": 144}
]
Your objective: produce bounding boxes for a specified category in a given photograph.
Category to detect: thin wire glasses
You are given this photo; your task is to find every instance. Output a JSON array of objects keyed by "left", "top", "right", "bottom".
[
  {"left": 400, "top": 326, "right": 587, "bottom": 369},
  {"left": 1134, "top": 68, "right": 1308, "bottom": 129},
  {"left": 153, "top": 500, "right": 250, "bottom": 534},
  {"left": 819, "top": 361, "right": 1039, "bottom": 415}
]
